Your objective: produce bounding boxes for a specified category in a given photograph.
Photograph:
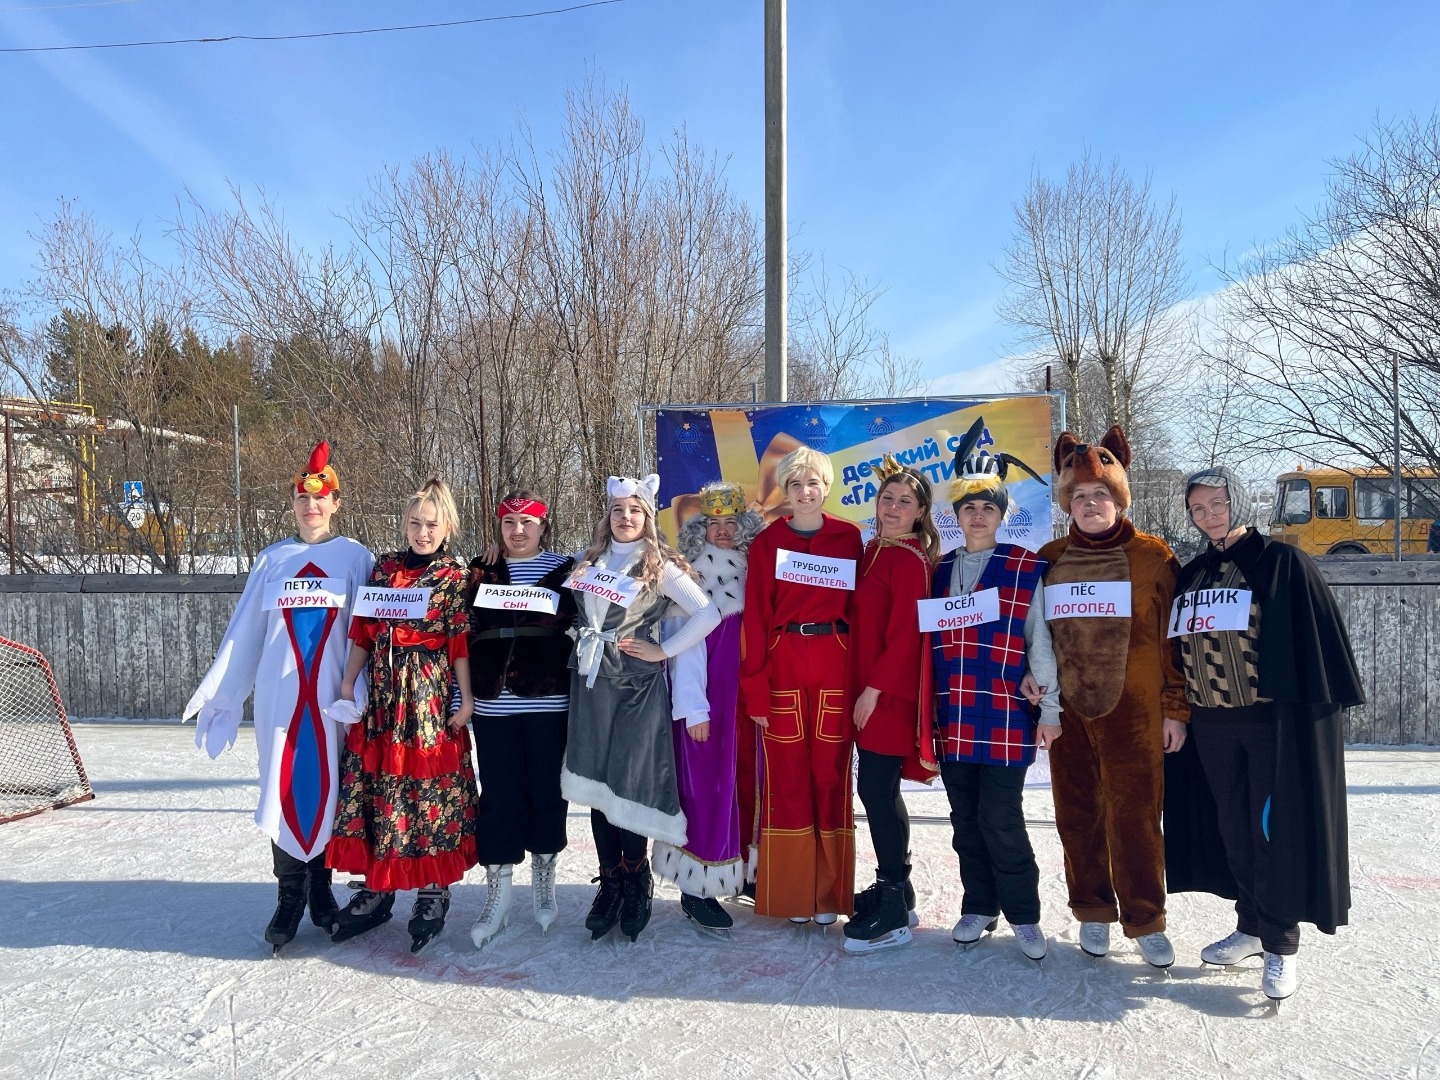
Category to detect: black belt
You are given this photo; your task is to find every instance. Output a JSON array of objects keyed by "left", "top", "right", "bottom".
[
  {"left": 784, "top": 620, "right": 848, "bottom": 636},
  {"left": 474, "top": 627, "right": 564, "bottom": 642}
]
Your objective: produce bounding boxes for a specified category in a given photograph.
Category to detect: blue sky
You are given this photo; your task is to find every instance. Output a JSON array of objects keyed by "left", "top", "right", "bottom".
[{"left": 3, "top": 0, "right": 1439, "bottom": 392}]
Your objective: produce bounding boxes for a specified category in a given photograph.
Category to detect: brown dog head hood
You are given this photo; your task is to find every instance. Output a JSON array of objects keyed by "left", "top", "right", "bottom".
[{"left": 1055, "top": 426, "right": 1132, "bottom": 512}]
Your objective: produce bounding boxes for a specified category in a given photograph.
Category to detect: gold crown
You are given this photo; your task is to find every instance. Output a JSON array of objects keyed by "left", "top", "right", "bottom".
[
  {"left": 875, "top": 453, "right": 905, "bottom": 483},
  {"left": 699, "top": 481, "right": 747, "bottom": 517}
]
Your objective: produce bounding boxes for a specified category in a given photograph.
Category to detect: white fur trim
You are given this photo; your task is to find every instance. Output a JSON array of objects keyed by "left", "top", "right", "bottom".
[
  {"left": 744, "top": 844, "right": 759, "bottom": 884},
  {"left": 652, "top": 842, "right": 746, "bottom": 897},
  {"left": 560, "top": 766, "right": 688, "bottom": 847},
  {"left": 694, "top": 544, "right": 747, "bottom": 618}
]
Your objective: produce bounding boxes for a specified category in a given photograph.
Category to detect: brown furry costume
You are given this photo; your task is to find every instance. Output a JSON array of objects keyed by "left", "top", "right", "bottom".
[{"left": 1037, "top": 426, "right": 1189, "bottom": 938}]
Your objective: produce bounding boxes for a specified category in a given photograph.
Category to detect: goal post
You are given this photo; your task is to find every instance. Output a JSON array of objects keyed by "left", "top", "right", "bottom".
[{"left": 0, "top": 636, "right": 94, "bottom": 824}]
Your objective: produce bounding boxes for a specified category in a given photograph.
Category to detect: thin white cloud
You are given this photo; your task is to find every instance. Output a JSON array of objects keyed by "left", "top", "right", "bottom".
[{"left": 1, "top": 9, "right": 231, "bottom": 197}]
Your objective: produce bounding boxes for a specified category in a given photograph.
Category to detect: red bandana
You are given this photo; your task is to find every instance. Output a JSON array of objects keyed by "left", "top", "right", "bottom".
[{"left": 497, "top": 498, "right": 547, "bottom": 519}]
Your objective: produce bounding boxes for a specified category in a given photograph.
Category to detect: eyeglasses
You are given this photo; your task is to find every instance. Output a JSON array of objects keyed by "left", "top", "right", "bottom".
[{"left": 1188, "top": 499, "right": 1232, "bottom": 520}]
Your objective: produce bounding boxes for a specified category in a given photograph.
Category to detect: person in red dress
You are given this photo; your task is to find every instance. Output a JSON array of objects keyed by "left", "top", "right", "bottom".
[
  {"left": 741, "top": 446, "right": 864, "bottom": 924},
  {"left": 843, "top": 456, "right": 940, "bottom": 952}
]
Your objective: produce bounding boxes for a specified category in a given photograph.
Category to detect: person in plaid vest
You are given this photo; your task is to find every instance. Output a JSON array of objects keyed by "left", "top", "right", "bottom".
[{"left": 930, "top": 417, "right": 1058, "bottom": 961}]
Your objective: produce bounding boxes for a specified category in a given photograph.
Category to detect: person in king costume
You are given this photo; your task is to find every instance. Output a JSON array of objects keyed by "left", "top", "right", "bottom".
[
  {"left": 563, "top": 475, "right": 720, "bottom": 942},
  {"left": 929, "top": 419, "right": 1059, "bottom": 961},
  {"left": 1038, "top": 427, "right": 1189, "bottom": 968},
  {"left": 462, "top": 490, "right": 578, "bottom": 947},
  {"left": 741, "top": 445, "right": 864, "bottom": 924},
  {"left": 1163, "top": 466, "right": 1361, "bottom": 1001},
  {"left": 654, "top": 481, "right": 765, "bottom": 934},
  {"left": 326, "top": 479, "right": 480, "bottom": 953},
  {"left": 184, "top": 442, "right": 374, "bottom": 954},
  {"left": 842, "top": 455, "right": 940, "bottom": 953}
]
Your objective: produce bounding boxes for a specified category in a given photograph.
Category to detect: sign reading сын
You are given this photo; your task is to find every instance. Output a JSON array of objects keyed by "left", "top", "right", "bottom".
[{"left": 473, "top": 583, "right": 560, "bottom": 615}]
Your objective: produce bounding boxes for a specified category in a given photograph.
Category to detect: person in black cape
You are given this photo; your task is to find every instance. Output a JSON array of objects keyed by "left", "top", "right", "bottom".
[{"left": 1164, "top": 466, "right": 1362, "bottom": 1001}]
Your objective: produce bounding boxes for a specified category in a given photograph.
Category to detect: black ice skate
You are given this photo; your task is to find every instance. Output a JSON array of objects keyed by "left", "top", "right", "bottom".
[
  {"left": 264, "top": 871, "right": 308, "bottom": 956},
  {"left": 619, "top": 858, "right": 654, "bottom": 942},
  {"left": 408, "top": 887, "right": 451, "bottom": 954},
  {"left": 330, "top": 885, "right": 395, "bottom": 943},
  {"left": 306, "top": 859, "right": 341, "bottom": 935},
  {"left": 853, "top": 868, "right": 917, "bottom": 929},
  {"left": 585, "top": 864, "right": 624, "bottom": 940},
  {"left": 681, "top": 893, "right": 734, "bottom": 938},
  {"left": 843, "top": 873, "right": 913, "bottom": 954}
]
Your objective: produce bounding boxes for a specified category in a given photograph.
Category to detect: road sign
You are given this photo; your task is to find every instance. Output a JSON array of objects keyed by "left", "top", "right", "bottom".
[{"left": 122, "top": 481, "right": 144, "bottom": 506}]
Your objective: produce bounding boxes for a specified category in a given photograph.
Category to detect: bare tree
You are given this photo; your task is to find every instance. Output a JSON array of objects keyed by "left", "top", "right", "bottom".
[
  {"left": 1207, "top": 113, "right": 1440, "bottom": 474},
  {"left": 999, "top": 153, "right": 1189, "bottom": 436}
]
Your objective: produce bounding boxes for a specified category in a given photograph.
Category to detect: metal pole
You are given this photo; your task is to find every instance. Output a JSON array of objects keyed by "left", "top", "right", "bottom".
[
  {"left": 232, "top": 404, "right": 243, "bottom": 570},
  {"left": 5, "top": 412, "right": 15, "bottom": 574},
  {"left": 763, "top": 0, "right": 787, "bottom": 403},
  {"left": 1393, "top": 353, "right": 1403, "bottom": 561}
]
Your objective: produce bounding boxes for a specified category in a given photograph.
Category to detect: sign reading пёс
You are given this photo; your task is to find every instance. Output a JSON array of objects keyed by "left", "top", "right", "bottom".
[
  {"left": 1167, "top": 588, "right": 1252, "bottom": 638},
  {"left": 774, "top": 548, "right": 856, "bottom": 591},
  {"left": 565, "top": 565, "right": 643, "bottom": 609},
  {"left": 473, "top": 583, "right": 560, "bottom": 615},
  {"left": 917, "top": 588, "right": 1001, "bottom": 632},
  {"left": 353, "top": 587, "right": 432, "bottom": 620},
  {"left": 1043, "top": 581, "right": 1132, "bottom": 620},
  {"left": 262, "top": 577, "right": 347, "bottom": 610}
]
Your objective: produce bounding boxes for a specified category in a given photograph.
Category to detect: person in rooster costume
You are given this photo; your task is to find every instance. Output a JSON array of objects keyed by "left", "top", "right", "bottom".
[{"left": 185, "top": 442, "right": 374, "bottom": 954}]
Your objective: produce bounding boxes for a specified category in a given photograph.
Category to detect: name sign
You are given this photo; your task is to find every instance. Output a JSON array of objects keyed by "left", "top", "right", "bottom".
[
  {"left": 263, "top": 577, "right": 346, "bottom": 610},
  {"left": 353, "top": 587, "right": 432, "bottom": 620},
  {"left": 566, "top": 566, "right": 643, "bottom": 609},
  {"left": 1044, "top": 581, "right": 1132, "bottom": 620},
  {"left": 1167, "top": 588, "right": 1253, "bottom": 638},
  {"left": 918, "top": 588, "right": 1001, "bottom": 632},
  {"left": 473, "top": 583, "right": 560, "bottom": 615},
  {"left": 774, "top": 548, "right": 856, "bottom": 591}
]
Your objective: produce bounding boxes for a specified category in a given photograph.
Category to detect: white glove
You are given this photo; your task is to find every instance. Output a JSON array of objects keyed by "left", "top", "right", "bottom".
[
  {"left": 324, "top": 698, "right": 363, "bottom": 726},
  {"left": 192, "top": 705, "right": 241, "bottom": 759}
]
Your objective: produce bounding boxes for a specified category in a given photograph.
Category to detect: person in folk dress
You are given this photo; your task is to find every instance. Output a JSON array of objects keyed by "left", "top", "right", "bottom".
[
  {"left": 326, "top": 479, "right": 480, "bottom": 953},
  {"left": 741, "top": 446, "right": 864, "bottom": 925},
  {"left": 462, "top": 490, "right": 578, "bottom": 947},
  {"left": 842, "top": 456, "right": 941, "bottom": 953},
  {"left": 561, "top": 475, "right": 720, "bottom": 942},
  {"left": 655, "top": 481, "right": 765, "bottom": 933},
  {"left": 184, "top": 442, "right": 373, "bottom": 953}
]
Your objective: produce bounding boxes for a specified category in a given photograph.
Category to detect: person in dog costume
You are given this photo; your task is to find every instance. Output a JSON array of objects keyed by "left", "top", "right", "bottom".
[{"left": 1037, "top": 426, "right": 1189, "bottom": 967}]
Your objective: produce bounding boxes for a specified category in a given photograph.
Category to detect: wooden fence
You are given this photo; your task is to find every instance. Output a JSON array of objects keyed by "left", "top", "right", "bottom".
[{"left": 1, "top": 564, "right": 1438, "bottom": 743}]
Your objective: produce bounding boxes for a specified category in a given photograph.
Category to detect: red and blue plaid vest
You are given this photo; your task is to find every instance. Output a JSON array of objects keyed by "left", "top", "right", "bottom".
[{"left": 930, "top": 543, "right": 1047, "bottom": 767}]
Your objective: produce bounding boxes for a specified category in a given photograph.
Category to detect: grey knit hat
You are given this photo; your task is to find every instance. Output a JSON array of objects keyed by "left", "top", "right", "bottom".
[{"left": 1184, "top": 466, "right": 1254, "bottom": 532}]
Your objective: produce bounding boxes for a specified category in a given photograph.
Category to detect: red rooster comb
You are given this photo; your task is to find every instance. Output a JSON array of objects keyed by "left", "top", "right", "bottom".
[
  {"left": 306, "top": 441, "right": 330, "bottom": 474},
  {"left": 295, "top": 440, "right": 340, "bottom": 496}
]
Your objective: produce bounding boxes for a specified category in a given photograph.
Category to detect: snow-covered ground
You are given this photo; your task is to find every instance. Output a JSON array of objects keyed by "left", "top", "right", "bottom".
[{"left": 2, "top": 725, "right": 1438, "bottom": 1080}]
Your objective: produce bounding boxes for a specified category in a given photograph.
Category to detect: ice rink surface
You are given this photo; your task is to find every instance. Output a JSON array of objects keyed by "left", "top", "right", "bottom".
[{"left": 2, "top": 724, "right": 1438, "bottom": 1080}]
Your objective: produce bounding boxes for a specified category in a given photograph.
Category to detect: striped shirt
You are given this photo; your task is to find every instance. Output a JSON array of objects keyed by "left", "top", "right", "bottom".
[{"left": 454, "top": 550, "right": 572, "bottom": 718}]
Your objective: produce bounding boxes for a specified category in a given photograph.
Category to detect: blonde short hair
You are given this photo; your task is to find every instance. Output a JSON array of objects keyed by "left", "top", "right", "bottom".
[
  {"left": 777, "top": 445, "right": 834, "bottom": 493},
  {"left": 405, "top": 479, "right": 460, "bottom": 541}
]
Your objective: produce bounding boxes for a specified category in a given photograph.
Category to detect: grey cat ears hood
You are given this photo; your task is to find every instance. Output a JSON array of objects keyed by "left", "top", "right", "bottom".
[{"left": 1184, "top": 466, "right": 1255, "bottom": 531}]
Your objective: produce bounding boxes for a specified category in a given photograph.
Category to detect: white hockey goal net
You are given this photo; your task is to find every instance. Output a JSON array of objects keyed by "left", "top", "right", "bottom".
[{"left": 0, "top": 636, "right": 94, "bottom": 824}]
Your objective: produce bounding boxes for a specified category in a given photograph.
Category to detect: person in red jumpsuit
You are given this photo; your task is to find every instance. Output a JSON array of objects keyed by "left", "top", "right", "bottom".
[{"left": 741, "top": 445, "right": 864, "bottom": 923}]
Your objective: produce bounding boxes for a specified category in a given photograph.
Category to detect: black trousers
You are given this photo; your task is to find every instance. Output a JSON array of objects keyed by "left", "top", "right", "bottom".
[
  {"left": 590, "top": 810, "right": 648, "bottom": 868},
  {"left": 271, "top": 842, "right": 326, "bottom": 878},
  {"left": 941, "top": 759, "right": 1040, "bottom": 925},
  {"left": 856, "top": 749, "right": 910, "bottom": 881},
  {"left": 1191, "top": 713, "right": 1301, "bottom": 955},
  {"left": 472, "top": 709, "right": 570, "bottom": 865}
]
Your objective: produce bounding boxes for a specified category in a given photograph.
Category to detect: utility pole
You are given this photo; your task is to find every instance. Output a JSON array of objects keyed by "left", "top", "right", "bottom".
[{"left": 764, "top": 0, "right": 787, "bottom": 402}]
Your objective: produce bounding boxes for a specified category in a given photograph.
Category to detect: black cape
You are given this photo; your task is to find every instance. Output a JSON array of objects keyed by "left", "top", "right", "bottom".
[{"left": 1164, "top": 528, "right": 1362, "bottom": 934}]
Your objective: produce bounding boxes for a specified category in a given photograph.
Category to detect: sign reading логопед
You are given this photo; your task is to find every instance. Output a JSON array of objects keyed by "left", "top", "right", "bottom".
[
  {"left": 774, "top": 548, "right": 856, "bottom": 591},
  {"left": 1167, "top": 588, "right": 1252, "bottom": 637},
  {"left": 1043, "top": 581, "right": 1132, "bottom": 620},
  {"left": 917, "top": 588, "right": 1001, "bottom": 632},
  {"left": 565, "top": 566, "right": 643, "bottom": 609},
  {"left": 473, "top": 583, "right": 560, "bottom": 615},
  {"left": 262, "top": 577, "right": 347, "bottom": 610},
  {"left": 353, "top": 587, "right": 432, "bottom": 620}
]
